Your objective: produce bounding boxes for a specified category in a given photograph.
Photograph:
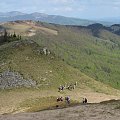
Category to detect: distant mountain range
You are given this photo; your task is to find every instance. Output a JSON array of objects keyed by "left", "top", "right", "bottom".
[
  {"left": 103, "top": 17, "right": 120, "bottom": 23},
  {"left": 0, "top": 11, "right": 113, "bottom": 26}
]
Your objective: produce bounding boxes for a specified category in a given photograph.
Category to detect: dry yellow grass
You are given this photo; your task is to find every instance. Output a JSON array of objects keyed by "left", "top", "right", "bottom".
[
  {"left": 1, "top": 21, "right": 58, "bottom": 36},
  {"left": 0, "top": 80, "right": 120, "bottom": 115}
]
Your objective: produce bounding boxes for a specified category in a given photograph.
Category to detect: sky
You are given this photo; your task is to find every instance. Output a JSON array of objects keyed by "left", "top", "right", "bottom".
[{"left": 0, "top": 0, "right": 120, "bottom": 19}]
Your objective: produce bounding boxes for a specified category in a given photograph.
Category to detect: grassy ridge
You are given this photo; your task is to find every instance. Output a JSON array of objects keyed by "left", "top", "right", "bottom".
[
  {"left": 30, "top": 23, "right": 120, "bottom": 89},
  {"left": 0, "top": 21, "right": 120, "bottom": 114},
  {"left": 0, "top": 39, "right": 120, "bottom": 114},
  {"left": 1, "top": 21, "right": 120, "bottom": 89}
]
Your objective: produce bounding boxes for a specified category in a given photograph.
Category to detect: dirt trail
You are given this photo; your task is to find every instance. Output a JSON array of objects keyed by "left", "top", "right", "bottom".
[
  {"left": 72, "top": 92, "right": 120, "bottom": 103},
  {"left": 0, "top": 102, "right": 120, "bottom": 120},
  {"left": 0, "top": 89, "right": 120, "bottom": 115}
]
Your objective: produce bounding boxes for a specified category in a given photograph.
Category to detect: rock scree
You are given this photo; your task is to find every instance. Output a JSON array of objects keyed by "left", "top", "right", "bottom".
[{"left": 0, "top": 71, "right": 36, "bottom": 89}]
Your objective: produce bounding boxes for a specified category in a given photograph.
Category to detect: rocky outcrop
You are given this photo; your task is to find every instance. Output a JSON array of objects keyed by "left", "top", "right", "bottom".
[
  {"left": 37, "top": 47, "right": 51, "bottom": 55},
  {"left": 0, "top": 71, "right": 36, "bottom": 89},
  {"left": 42, "top": 47, "right": 50, "bottom": 55}
]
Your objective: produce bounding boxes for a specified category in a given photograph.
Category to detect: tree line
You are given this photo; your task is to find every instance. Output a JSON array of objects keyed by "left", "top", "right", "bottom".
[{"left": 0, "top": 29, "right": 22, "bottom": 45}]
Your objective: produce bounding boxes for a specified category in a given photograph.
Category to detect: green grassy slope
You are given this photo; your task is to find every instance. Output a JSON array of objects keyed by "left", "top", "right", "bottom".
[
  {"left": 1, "top": 39, "right": 115, "bottom": 90},
  {"left": 0, "top": 40, "right": 84, "bottom": 89},
  {"left": 30, "top": 22, "right": 120, "bottom": 89},
  {"left": 0, "top": 39, "right": 120, "bottom": 114},
  {"left": 1, "top": 21, "right": 120, "bottom": 89}
]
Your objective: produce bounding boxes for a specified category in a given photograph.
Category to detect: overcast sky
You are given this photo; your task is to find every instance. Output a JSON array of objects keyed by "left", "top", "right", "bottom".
[{"left": 0, "top": 0, "right": 120, "bottom": 19}]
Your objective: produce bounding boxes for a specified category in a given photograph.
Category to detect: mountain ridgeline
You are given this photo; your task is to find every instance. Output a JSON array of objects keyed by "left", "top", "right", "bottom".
[{"left": 0, "top": 11, "right": 113, "bottom": 26}]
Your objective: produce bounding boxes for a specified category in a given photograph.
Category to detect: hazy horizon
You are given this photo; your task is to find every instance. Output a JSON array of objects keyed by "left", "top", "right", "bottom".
[{"left": 0, "top": 0, "right": 120, "bottom": 20}]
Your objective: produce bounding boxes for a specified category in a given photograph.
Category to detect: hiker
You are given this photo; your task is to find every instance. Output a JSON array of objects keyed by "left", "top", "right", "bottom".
[
  {"left": 65, "top": 96, "right": 70, "bottom": 104},
  {"left": 57, "top": 97, "right": 60, "bottom": 102},
  {"left": 57, "top": 98, "right": 59, "bottom": 102},
  {"left": 58, "top": 85, "right": 62, "bottom": 92},
  {"left": 68, "top": 84, "right": 72, "bottom": 90},
  {"left": 61, "top": 86, "right": 64, "bottom": 91},
  {"left": 60, "top": 97, "right": 63, "bottom": 101},
  {"left": 67, "top": 85, "right": 70, "bottom": 90},
  {"left": 75, "top": 81, "right": 77, "bottom": 86},
  {"left": 73, "top": 84, "right": 76, "bottom": 89},
  {"left": 58, "top": 85, "right": 64, "bottom": 92},
  {"left": 57, "top": 97, "right": 63, "bottom": 102},
  {"left": 82, "top": 98, "right": 88, "bottom": 104},
  {"left": 85, "top": 98, "right": 87, "bottom": 103}
]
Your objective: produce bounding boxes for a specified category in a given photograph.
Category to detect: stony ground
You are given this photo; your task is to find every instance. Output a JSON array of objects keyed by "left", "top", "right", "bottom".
[
  {"left": 0, "top": 101, "right": 120, "bottom": 120},
  {"left": 0, "top": 71, "right": 36, "bottom": 89}
]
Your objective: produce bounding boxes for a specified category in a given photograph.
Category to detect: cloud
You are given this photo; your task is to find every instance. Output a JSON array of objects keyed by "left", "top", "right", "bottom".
[
  {"left": 113, "top": 6, "right": 119, "bottom": 10},
  {"left": 113, "top": 0, "right": 120, "bottom": 8},
  {"left": 77, "top": 7, "right": 86, "bottom": 12},
  {"left": 50, "top": 0, "right": 75, "bottom": 4},
  {"left": 53, "top": 6, "right": 74, "bottom": 12}
]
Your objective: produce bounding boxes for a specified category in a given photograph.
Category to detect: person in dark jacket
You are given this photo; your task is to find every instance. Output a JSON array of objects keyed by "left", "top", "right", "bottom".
[{"left": 82, "top": 98, "right": 88, "bottom": 104}]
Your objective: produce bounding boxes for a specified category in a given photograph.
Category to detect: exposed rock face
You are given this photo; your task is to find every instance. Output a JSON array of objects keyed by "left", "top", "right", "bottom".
[
  {"left": 0, "top": 71, "right": 36, "bottom": 89},
  {"left": 41, "top": 47, "right": 50, "bottom": 55},
  {"left": 36, "top": 47, "right": 51, "bottom": 56}
]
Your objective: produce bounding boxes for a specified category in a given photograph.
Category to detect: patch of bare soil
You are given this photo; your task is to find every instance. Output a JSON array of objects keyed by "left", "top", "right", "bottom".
[{"left": 0, "top": 100, "right": 120, "bottom": 120}]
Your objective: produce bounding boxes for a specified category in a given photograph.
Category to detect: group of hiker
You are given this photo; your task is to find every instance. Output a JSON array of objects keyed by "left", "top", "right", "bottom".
[
  {"left": 57, "top": 81, "right": 88, "bottom": 107},
  {"left": 56, "top": 96, "right": 88, "bottom": 105},
  {"left": 57, "top": 96, "right": 71, "bottom": 104},
  {"left": 82, "top": 98, "right": 88, "bottom": 104},
  {"left": 58, "top": 81, "right": 77, "bottom": 92}
]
